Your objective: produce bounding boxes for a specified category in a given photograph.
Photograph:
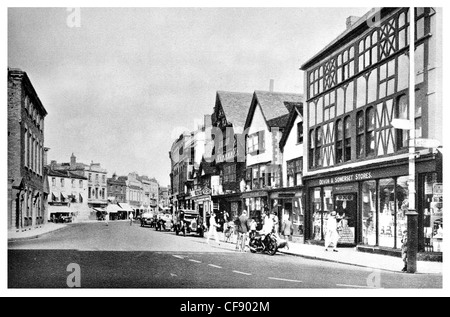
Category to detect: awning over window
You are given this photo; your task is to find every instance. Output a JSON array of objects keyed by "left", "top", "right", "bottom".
[
  {"left": 49, "top": 205, "right": 72, "bottom": 214},
  {"left": 106, "top": 204, "right": 123, "bottom": 213},
  {"left": 118, "top": 203, "right": 134, "bottom": 212},
  {"left": 93, "top": 207, "right": 106, "bottom": 213}
]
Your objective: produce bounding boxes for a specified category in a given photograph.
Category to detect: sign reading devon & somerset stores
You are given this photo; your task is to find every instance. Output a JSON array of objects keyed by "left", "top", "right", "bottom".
[{"left": 308, "top": 163, "right": 409, "bottom": 187}]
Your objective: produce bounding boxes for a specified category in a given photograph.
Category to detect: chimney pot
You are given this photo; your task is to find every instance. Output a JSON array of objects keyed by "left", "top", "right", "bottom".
[{"left": 269, "top": 79, "right": 274, "bottom": 92}]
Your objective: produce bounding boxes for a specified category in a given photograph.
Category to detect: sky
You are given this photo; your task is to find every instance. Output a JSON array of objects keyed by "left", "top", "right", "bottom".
[{"left": 7, "top": 5, "right": 388, "bottom": 187}]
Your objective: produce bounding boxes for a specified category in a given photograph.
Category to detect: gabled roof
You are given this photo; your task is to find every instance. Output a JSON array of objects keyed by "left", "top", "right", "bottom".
[
  {"left": 279, "top": 104, "right": 304, "bottom": 151},
  {"left": 244, "top": 91, "right": 304, "bottom": 130},
  {"left": 215, "top": 91, "right": 253, "bottom": 133}
]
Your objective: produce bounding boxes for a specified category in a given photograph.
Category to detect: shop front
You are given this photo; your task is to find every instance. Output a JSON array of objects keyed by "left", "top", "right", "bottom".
[
  {"left": 270, "top": 188, "right": 304, "bottom": 242},
  {"left": 241, "top": 190, "right": 269, "bottom": 230},
  {"left": 304, "top": 153, "right": 442, "bottom": 253}
]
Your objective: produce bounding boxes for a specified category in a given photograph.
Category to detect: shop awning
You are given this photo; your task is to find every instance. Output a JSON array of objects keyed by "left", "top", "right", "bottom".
[
  {"left": 118, "top": 203, "right": 134, "bottom": 212},
  {"left": 106, "top": 204, "right": 123, "bottom": 213},
  {"left": 93, "top": 207, "right": 106, "bottom": 213},
  {"left": 48, "top": 205, "right": 72, "bottom": 214}
]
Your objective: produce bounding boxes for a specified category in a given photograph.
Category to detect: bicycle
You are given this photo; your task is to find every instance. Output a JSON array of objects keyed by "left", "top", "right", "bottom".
[{"left": 224, "top": 222, "right": 235, "bottom": 243}]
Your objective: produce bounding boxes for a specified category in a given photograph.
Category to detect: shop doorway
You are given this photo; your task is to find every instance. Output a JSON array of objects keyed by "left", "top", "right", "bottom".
[{"left": 334, "top": 193, "right": 357, "bottom": 244}]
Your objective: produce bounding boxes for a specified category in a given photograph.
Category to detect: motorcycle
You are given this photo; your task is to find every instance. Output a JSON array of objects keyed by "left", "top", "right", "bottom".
[{"left": 248, "top": 232, "right": 278, "bottom": 256}]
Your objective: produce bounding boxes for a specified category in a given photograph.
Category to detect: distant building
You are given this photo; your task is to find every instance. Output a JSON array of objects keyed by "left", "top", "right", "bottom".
[
  {"left": 7, "top": 68, "right": 48, "bottom": 231},
  {"left": 46, "top": 167, "right": 89, "bottom": 222},
  {"left": 48, "top": 153, "right": 108, "bottom": 219}
]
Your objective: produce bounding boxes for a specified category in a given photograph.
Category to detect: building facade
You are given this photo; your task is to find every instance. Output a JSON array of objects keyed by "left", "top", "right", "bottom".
[
  {"left": 47, "top": 168, "right": 89, "bottom": 221},
  {"left": 49, "top": 154, "right": 108, "bottom": 218},
  {"left": 243, "top": 90, "right": 304, "bottom": 227},
  {"left": 301, "top": 8, "right": 443, "bottom": 253},
  {"left": 210, "top": 91, "right": 253, "bottom": 221},
  {"left": 277, "top": 104, "right": 305, "bottom": 241},
  {"left": 8, "top": 68, "right": 48, "bottom": 231}
]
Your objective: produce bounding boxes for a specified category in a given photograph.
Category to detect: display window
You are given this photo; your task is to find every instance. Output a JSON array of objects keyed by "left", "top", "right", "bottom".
[
  {"left": 361, "top": 180, "right": 377, "bottom": 245},
  {"left": 422, "top": 173, "right": 443, "bottom": 252},
  {"left": 378, "top": 178, "right": 395, "bottom": 248}
]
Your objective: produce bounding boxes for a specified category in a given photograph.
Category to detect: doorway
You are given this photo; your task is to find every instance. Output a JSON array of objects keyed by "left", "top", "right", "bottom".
[{"left": 334, "top": 193, "right": 357, "bottom": 244}]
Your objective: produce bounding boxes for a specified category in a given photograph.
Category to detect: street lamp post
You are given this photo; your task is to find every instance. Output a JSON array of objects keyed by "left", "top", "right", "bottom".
[
  {"left": 406, "top": 7, "right": 418, "bottom": 274},
  {"left": 391, "top": 7, "right": 418, "bottom": 273}
]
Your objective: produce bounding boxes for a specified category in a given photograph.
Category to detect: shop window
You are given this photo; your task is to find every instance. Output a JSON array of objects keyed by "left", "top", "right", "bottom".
[
  {"left": 379, "top": 178, "right": 395, "bottom": 248},
  {"left": 312, "top": 188, "right": 323, "bottom": 241},
  {"left": 396, "top": 176, "right": 409, "bottom": 248},
  {"left": 362, "top": 180, "right": 377, "bottom": 246},
  {"left": 422, "top": 173, "right": 443, "bottom": 252}
]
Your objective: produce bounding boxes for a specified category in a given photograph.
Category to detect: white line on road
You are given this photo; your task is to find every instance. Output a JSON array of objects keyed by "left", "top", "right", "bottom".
[
  {"left": 172, "top": 255, "right": 185, "bottom": 259},
  {"left": 232, "top": 270, "right": 252, "bottom": 276},
  {"left": 189, "top": 259, "right": 202, "bottom": 263},
  {"left": 208, "top": 264, "right": 222, "bottom": 269},
  {"left": 336, "top": 284, "right": 379, "bottom": 288},
  {"left": 268, "top": 277, "right": 302, "bottom": 283}
]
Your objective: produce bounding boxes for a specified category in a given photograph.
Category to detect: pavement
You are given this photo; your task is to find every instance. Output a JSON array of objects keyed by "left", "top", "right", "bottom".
[{"left": 8, "top": 222, "right": 443, "bottom": 275}]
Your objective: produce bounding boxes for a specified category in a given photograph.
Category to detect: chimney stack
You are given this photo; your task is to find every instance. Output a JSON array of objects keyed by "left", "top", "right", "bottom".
[
  {"left": 346, "top": 16, "right": 360, "bottom": 30},
  {"left": 43, "top": 147, "right": 50, "bottom": 167},
  {"left": 269, "top": 79, "right": 274, "bottom": 92}
]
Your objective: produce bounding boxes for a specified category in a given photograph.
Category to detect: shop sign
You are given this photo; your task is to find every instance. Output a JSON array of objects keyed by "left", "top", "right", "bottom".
[
  {"left": 202, "top": 187, "right": 212, "bottom": 195},
  {"left": 242, "top": 191, "right": 268, "bottom": 198},
  {"left": 433, "top": 183, "right": 443, "bottom": 196},
  {"left": 318, "top": 172, "right": 373, "bottom": 186},
  {"left": 216, "top": 149, "right": 236, "bottom": 163}
]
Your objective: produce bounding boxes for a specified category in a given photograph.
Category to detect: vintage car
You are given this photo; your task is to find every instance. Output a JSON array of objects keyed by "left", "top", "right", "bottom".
[
  {"left": 173, "top": 209, "right": 204, "bottom": 237},
  {"left": 140, "top": 212, "right": 156, "bottom": 227},
  {"left": 155, "top": 213, "right": 174, "bottom": 231}
]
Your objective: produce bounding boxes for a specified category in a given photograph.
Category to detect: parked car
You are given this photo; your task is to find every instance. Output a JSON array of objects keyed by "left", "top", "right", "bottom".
[{"left": 174, "top": 209, "right": 204, "bottom": 237}]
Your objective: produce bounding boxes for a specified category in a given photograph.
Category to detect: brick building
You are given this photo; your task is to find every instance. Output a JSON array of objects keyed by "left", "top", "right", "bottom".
[{"left": 7, "top": 68, "right": 48, "bottom": 231}]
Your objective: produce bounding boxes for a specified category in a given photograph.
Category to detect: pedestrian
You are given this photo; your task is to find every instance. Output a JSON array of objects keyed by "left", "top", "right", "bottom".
[
  {"left": 206, "top": 212, "right": 220, "bottom": 245},
  {"left": 281, "top": 214, "right": 293, "bottom": 241},
  {"left": 222, "top": 210, "right": 229, "bottom": 241},
  {"left": 324, "top": 211, "right": 340, "bottom": 252},
  {"left": 249, "top": 218, "right": 257, "bottom": 239},
  {"left": 401, "top": 230, "right": 408, "bottom": 272},
  {"left": 104, "top": 210, "right": 109, "bottom": 226},
  {"left": 129, "top": 211, "right": 134, "bottom": 226},
  {"left": 272, "top": 210, "right": 280, "bottom": 237},
  {"left": 236, "top": 210, "right": 250, "bottom": 251}
]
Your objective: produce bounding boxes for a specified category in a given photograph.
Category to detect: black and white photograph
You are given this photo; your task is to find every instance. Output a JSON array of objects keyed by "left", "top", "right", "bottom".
[{"left": 3, "top": 0, "right": 448, "bottom": 300}]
